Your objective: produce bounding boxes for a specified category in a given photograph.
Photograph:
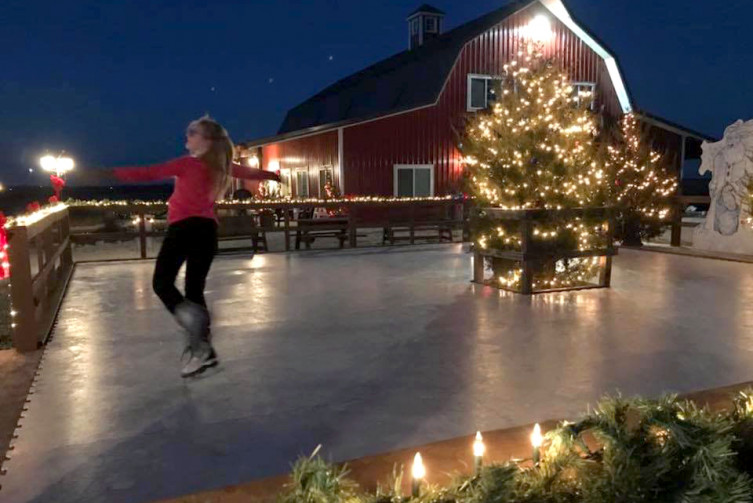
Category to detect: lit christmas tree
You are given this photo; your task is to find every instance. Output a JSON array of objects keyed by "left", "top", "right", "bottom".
[
  {"left": 460, "top": 53, "right": 607, "bottom": 211},
  {"left": 460, "top": 52, "right": 610, "bottom": 290},
  {"left": 603, "top": 113, "right": 677, "bottom": 246}
]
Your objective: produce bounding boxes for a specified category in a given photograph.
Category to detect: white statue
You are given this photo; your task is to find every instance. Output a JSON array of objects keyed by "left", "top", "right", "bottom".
[{"left": 693, "top": 119, "right": 753, "bottom": 253}]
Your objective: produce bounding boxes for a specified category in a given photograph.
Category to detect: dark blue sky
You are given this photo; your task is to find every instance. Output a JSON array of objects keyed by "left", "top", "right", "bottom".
[{"left": 2, "top": 0, "right": 751, "bottom": 184}]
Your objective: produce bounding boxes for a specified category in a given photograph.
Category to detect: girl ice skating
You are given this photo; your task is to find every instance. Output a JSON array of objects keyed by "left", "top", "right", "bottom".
[{"left": 113, "top": 116, "right": 279, "bottom": 377}]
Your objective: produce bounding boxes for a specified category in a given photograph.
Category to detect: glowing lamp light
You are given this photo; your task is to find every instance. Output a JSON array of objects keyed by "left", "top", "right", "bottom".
[
  {"left": 524, "top": 15, "right": 553, "bottom": 43},
  {"left": 58, "top": 157, "right": 74, "bottom": 172},
  {"left": 247, "top": 155, "right": 260, "bottom": 168},
  {"left": 39, "top": 154, "right": 75, "bottom": 176},
  {"left": 411, "top": 452, "right": 425, "bottom": 496},
  {"left": 473, "top": 431, "right": 485, "bottom": 473},
  {"left": 268, "top": 160, "right": 281, "bottom": 172},
  {"left": 411, "top": 452, "right": 426, "bottom": 479},
  {"left": 40, "top": 155, "right": 57, "bottom": 172},
  {"left": 531, "top": 423, "right": 543, "bottom": 448},
  {"left": 531, "top": 423, "right": 543, "bottom": 465},
  {"left": 473, "top": 431, "right": 486, "bottom": 457}
]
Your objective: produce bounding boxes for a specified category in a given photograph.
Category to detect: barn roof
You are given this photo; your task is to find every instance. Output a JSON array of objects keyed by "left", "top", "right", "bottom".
[
  {"left": 407, "top": 4, "right": 446, "bottom": 17},
  {"left": 243, "top": 0, "right": 635, "bottom": 148},
  {"left": 276, "top": 0, "right": 536, "bottom": 135}
]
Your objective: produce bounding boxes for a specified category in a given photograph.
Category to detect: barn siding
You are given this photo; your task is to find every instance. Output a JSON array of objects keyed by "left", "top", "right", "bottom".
[
  {"left": 259, "top": 3, "right": 626, "bottom": 197},
  {"left": 342, "top": 3, "right": 623, "bottom": 196}
]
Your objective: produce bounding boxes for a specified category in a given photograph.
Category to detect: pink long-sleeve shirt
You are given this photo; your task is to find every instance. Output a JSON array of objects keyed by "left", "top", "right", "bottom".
[{"left": 113, "top": 156, "right": 278, "bottom": 224}]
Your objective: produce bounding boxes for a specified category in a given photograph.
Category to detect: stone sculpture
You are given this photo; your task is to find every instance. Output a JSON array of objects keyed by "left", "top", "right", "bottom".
[{"left": 693, "top": 119, "right": 753, "bottom": 252}]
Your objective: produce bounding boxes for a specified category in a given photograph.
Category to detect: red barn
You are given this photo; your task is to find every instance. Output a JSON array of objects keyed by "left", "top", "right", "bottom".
[{"left": 239, "top": 0, "right": 710, "bottom": 200}]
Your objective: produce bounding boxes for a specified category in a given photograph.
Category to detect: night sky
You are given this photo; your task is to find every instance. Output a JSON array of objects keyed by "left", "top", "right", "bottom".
[{"left": 2, "top": 0, "right": 751, "bottom": 185}]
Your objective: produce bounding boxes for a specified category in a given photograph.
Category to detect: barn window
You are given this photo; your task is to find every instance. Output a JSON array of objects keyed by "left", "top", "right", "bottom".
[
  {"left": 425, "top": 17, "right": 438, "bottom": 33},
  {"left": 280, "top": 169, "right": 292, "bottom": 196},
  {"left": 572, "top": 82, "right": 597, "bottom": 110},
  {"left": 295, "top": 169, "right": 310, "bottom": 198},
  {"left": 467, "top": 74, "right": 503, "bottom": 111},
  {"left": 318, "top": 167, "right": 334, "bottom": 197},
  {"left": 394, "top": 165, "right": 435, "bottom": 197}
]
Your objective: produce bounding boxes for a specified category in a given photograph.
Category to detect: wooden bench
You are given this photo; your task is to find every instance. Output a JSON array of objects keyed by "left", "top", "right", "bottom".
[
  {"left": 217, "top": 213, "right": 270, "bottom": 252},
  {"left": 379, "top": 205, "right": 460, "bottom": 245},
  {"left": 382, "top": 221, "right": 455, "bottom": 245},
  {"left": 295, "top": 217, "right": 349, "bottom": 250}
]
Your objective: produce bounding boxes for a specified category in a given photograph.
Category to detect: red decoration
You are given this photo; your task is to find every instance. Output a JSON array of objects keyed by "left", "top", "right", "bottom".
[
  {"left": 50, "top": 174, "right": 66, "bottom": 200},
  {"left": 0, "top": 212, "right": 8, "bottom": 280},
  {"left": 26, "top": 201, "right": 41, "bottom": 213},
  {"left": 49, "top": 195, "right": 59, "bottom": 204}
]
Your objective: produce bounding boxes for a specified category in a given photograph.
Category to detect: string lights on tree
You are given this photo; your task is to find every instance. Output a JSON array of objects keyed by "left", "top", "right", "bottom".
[
  {"left": 603, "top": 113, "right": 677, "bottom": 246},
  {"left": 461, "top": 51, "right": 610, "bottom": 289},
  {"left": 462, "top": 49, "right": 679, "bottom": 290}
]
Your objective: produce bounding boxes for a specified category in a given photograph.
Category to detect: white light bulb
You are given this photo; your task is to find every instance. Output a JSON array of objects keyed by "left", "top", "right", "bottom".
[
  {"left": 58, "top": 157, "right": 74, "bottom": 173},
  {"left": 411, "top": 452, "right": 426, "bottom": 480},
  {"left": 531, "top": 423, "right": 543, "bottom": 448},
  {"left": 473, "top": 431, "right": 485, "bottom": 457},
  {"left": 40, "top": 155, "right": 56, "bottom": 172}
]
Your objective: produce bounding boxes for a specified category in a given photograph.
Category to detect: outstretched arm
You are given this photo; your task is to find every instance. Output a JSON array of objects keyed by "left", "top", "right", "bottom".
[
  {"left": 113, "top": 157, "right": 188, "bottom": 182},
  {"left": 231, "top": 163, "right": 281, "bottom": 182}
]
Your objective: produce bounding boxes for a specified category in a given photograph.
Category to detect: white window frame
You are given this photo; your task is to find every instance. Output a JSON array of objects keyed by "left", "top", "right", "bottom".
[
  {"left": 393, "top": 164, "right": 435, "bottom": 197},
  {"left": 572, "top": 81, "right": 597, "bottom": 110},
  {"left": 411, "top": 19, "right": 419, "bottom": 35},
  {"left": 294, "top": 169, "right": 310, "bottom": 198},
  {"left": 425, "top": 16, "right": 438, "bottom": 33},
  {"left": 318, "top": 166, "right": 334, "bottom": 196},
  {"left": 280, "top": 169, "right": 292, "bottom": 196},
  {"left": 467, "top": 74, "right": 492, "bottom": 111},
  {"left": 467, "top": 74, "right": 504, "bottom": 112}
]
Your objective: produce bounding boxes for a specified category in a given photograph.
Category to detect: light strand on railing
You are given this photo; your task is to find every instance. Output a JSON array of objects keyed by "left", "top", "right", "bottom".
[
  {"left": 5, "top": 203, "right": 68, "bottom": 229},
  {"left": 64, "top": 195, "right": 463, "bottom": 208}
]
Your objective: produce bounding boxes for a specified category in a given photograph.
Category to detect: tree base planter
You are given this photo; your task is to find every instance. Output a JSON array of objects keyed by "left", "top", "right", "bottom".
[{"left": 472, "top": 208, "right": 617, "bottom": 294}]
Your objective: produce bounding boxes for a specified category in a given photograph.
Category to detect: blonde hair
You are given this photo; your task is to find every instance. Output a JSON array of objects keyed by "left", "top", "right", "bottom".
[{"left": 189, "top": 115, "right": 234, "bottom": 200}]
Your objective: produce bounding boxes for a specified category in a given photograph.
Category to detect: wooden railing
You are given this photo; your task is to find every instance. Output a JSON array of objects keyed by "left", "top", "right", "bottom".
[
  {"left": 7, "top": 207, "right": 74, "bottom": 352},
  {"left": 670, "top": 195, "right": 710, "bottom": 246},
  {"left": 3, "top": 200, "right": 468, "bottom": 350},
  {"left": 68, "top": 199, "right": 471, "bottom": 258}
]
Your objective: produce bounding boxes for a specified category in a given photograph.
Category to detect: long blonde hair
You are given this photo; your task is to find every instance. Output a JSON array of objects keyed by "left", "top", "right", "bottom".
[{"left": 189, "top": 115, "right": 234, "bottom": 200}]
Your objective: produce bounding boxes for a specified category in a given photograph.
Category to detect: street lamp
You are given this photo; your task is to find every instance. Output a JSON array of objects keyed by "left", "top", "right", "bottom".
[
  {"left": 40, "top": 154, "right": 75, "bottom": 178},
  {"left": 39, "top": 153, "right": 74, "bottom": 200}
]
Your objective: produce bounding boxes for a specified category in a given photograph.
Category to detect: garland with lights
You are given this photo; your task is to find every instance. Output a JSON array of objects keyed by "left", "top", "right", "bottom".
[
  {"left": 62, "top": 195, "right": 461, "bottom": 208},
  {"left": 278, "top": 390, "right": 753, "bottom": 502},
  {"left": 461, "top": 51, "right": 610, "bottom": 290}
]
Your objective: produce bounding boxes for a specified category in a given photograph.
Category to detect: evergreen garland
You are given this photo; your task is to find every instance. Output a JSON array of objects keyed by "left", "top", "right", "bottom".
[{"left": 278, "top": 391, "right": 753, "bottom": 502}]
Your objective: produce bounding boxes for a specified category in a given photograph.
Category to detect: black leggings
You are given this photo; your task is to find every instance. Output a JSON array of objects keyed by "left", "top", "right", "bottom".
[{"left": 153, "top": 217, "right": 218, "bottom": 313}]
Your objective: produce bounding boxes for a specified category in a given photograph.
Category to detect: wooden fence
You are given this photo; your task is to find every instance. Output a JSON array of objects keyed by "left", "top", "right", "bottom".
[
  {"left": 670, "top": 195, "right": 710, "bottom": 246},
  {"left": 68, "top": 200, "right": 470, "bottom": 258},
  {"left": 7, "top": 208, "right": 74, "bottom": 352},
  {"left": 0, "top": 195, "right": 711, "bottom": 351},
  {"left": 2, "top": 200, "right": 468, "bottom": 351}
]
